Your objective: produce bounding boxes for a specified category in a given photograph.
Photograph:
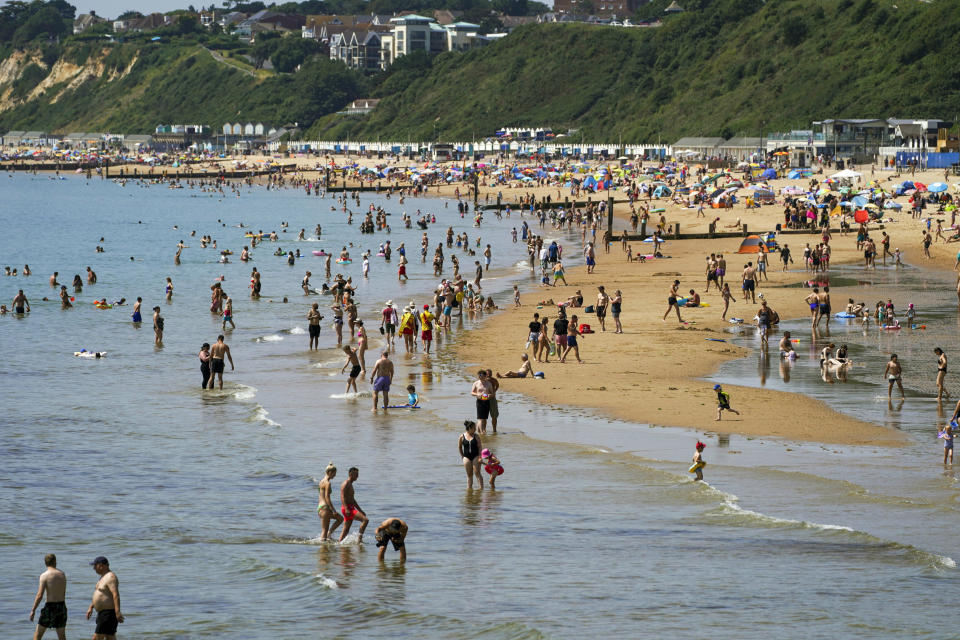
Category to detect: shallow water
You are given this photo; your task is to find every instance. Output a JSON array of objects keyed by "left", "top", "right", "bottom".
[{"left": 1, "top": 175, "right": 958, "bottom": 638}]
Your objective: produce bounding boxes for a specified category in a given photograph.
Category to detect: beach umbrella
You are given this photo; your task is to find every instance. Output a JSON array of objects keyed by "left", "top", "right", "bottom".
[
  {"left": 928, "top": 182, "right": 948, "bottom": 193},
  {"left": 883, "top": 201, "right": 903, "bottom": 210},
  {"left": 914, "top": 182, "right": 928, "bottom": 191},
  {"left": 851, "top": 195, "right": 868, "bottom": 207}
]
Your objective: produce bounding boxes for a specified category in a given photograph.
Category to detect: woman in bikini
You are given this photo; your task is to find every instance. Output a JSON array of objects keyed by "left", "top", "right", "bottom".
[{"left": 936, "top": 348, "right": 951, "bottom": 401}]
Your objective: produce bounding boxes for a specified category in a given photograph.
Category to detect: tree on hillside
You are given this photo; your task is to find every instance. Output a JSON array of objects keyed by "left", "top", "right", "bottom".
[
  {"left": 270, "top": 36, "right": 320, "bottom": 72},
  {"left": 117, "top": 11, "right": 145, "bottom": 20},
  {"left": 11, "top": 5, "right": 69, "bottom": 48},
  {"left": 251, "top": 33, "right": 281, "bottom": 68}
]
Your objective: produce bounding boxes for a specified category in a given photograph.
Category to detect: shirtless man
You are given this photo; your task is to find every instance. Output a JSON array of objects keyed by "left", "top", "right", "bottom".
[
  {"left": 374, "top": 518, "right": 408, "bottom": 562},
  {"left": 816, "top": 286, "right": 832, "bottom": 329},
  {"left": 12, "top": 289, "right": 30, "bottom": 314},
  {"left": 663, "top": 279, "right": 683, "bottom": 323},
  {"left": 207, "top": 334, "right": 235, "bottom": 390},
  {"left": 86, "top": 557, "right": 123, "bottom": 640},
  {"left": 595, "top": 286, "right": 609, "bottom": 331},
  {"left": 49, "top": 271, "right": 59, "bottom": 287},
  {"left": 338, "top": 467, "right": 369, "bottom": 542},
  {"left": 884, "top": 353, "right": 905, "bottom": 398},
  {"left": 59, "top": 286, "right": 72, "bottom": 309},
  {"left": 369, "top": 352, "right": 394, "bottom": 411},
  {"left": 317, "top": 463, "right": 343, "bottom": 541},
  {"left": 741, "top": 262, "right": 757, "bottom": 303},
  {"left": 340, "top": 345, "right": 362, "bottom": 393},
  {"left": 29, "top": 554, "right": 67, "bottom": 640},
  {"left": 307, "top": 303, "right": 323, "bottom": 350},
  {"left": 86, "top": 266, "right": 97, "bottom": 284},
  {"left": 716, "top": 254, "right": 727, "bottom": 287},
  {"left": 756, "top": 251, "right": 768, "bottom": 282},
  {"left": 804, "top": 287, "right": 820, "bottom": 328}
]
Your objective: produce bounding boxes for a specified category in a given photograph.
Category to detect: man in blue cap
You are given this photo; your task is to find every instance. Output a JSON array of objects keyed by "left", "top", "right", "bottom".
[{"left": 86, "top": 557, "right": 123, "bottom": 640}]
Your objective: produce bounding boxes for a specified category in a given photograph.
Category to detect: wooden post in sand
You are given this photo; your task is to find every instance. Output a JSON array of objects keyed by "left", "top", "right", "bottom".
[{"left": 607, "top": 196, "right": 613, "bottom": 231}]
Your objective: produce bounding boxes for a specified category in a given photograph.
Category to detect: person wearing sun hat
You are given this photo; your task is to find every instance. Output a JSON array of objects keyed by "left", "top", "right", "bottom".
[{"left": 381, "top": 300, "right": 397, "bottom": 347}]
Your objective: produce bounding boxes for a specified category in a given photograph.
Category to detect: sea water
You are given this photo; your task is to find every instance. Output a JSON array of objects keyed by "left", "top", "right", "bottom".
[{"left": 0, "top": 175, "right": 956, "bottom": 638}]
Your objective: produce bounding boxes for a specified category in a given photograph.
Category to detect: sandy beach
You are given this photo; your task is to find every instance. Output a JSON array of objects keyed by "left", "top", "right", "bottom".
[{"left": 452, "top": 165, "right": 960, "bottom": 446}]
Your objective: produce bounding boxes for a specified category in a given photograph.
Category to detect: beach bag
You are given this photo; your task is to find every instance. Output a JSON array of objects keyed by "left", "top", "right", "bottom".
[
  {"left": 584, "top": 305, "right": 595, "bottom": 314},
  {"left": 579, "top": 323, "right": 593, "bottom": 333}
]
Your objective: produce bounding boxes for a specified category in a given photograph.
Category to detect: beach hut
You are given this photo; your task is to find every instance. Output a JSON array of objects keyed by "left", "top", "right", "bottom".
[{"left": 736, "top": 235, "right": 769, "bottom": 254}]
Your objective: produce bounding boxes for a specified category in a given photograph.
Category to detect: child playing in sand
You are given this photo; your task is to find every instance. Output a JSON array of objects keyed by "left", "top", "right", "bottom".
[
  {"left": 481, "top": 448, "right": 504, "bottom": 488},
  {"left": 714, "top": 384, "right": 740, "bottom": 421},
  {"left": 405, "top": 384, "right": 419, "bottom": 407},
  {"left": 941, "top": 422, "right": 954, "bottom": 465},
  {"left": 690, "top": 441, "right": 706, "bottom": 481}
]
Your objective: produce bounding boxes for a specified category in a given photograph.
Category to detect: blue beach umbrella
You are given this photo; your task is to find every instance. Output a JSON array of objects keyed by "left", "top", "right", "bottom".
[{"left": 929, "top": 182, "right": 949, "bottom": 193}]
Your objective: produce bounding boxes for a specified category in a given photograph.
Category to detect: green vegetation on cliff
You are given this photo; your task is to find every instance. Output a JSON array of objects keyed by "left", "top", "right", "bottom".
[
  {"left": 311, "top": 0, "right": 960, "bottom": 141},
  {"left": 1, "top": 0, "right": 959, "bottom": 141}
]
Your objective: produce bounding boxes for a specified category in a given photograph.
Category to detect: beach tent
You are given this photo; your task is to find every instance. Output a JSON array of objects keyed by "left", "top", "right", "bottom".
[
  {"left": 831, "top": 169, "right": 862, "bottom": 179},
  {"left": 736, "top": 235, "right": 769, "bottom": 254},
  {"left": 760, "top": 168, "right": 778, "bottom": 180},
  {"left": 787, "top": 169, "right": 803, "bottom": 179}
]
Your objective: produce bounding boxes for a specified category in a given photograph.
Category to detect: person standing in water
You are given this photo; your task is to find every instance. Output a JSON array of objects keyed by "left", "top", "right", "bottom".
[
  {"left": 152, "top": 306, "right": 163, "bottom": 344},
  {"left": 690, "top": 441, "right": 706, "bottom": 481},
  {"left": 131, "top": 297, "right": 142, "bottom": 323},
  {"left": 935, "top": 348, "right": 950, "bottom": 401},
  {"left": 221, "top": 294, "right": 235, "bottom": 330},
  {"left": 459, "top": 420, "right": 484, "bottom": 489},
  {"left": 29, "top": 553, "right": 67, "bottom": 640},
  {"left": 208, "top": 334, "right": 234, "bottom": 390},
  {"left": 86, "top": 557, "right": 123, "bottom": 640},
  {"left": 340, "top": 345, "right": 362, "bottom": 394},
  {"left": 307, "top": 303, "right": 323, "bottom": 350},
  {"left": 885, "top": 353, "right": 905, "bottom": 398},
  {"left": 12, "top": 289, "right": 29, "bottom": 314},
  {"left": 369, "top": 352, "right": 394, "bottom": 411},
  {"left": 317, "top": 463, "right": 343, "bottom": 541},
  {"left": 338, "top": 467, "right": 368, "bottom": 542},
  {"left": 198, "top": 343, "right": 211, "bottom": 389}
]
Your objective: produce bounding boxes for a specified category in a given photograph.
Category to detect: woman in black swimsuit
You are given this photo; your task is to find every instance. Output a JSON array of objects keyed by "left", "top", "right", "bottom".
[
  {"left": 458, "top": 420, "right": 483, "bottom": 489},
  {"left": 935, "top": 348, "right": 951, "bottom": 401}
]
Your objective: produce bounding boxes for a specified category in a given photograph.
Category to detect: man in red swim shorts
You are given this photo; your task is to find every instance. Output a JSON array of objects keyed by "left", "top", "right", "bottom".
[{"left": 338, "top": 467, "right": 369, "bottom": 542}]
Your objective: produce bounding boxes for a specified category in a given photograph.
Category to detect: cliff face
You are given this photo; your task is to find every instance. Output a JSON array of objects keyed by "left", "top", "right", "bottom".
[{"left": 0, "top": 43, "right": 367, "bottom": 134}]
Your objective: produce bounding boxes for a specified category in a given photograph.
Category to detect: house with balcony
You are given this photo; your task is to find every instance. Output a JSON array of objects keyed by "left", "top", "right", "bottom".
[{"left": 380, "top": 15, "right": 449, "bottom": 67}]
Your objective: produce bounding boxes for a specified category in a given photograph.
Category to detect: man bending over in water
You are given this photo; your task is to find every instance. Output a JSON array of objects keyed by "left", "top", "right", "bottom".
[{"left": 374, "top": 518, "right": 408, "bottom": 562}]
